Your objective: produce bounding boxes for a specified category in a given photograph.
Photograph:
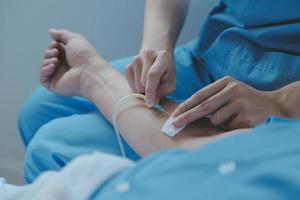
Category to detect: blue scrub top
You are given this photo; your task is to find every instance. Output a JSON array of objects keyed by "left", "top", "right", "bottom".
[{"left": 191, "top": 0, "right": 300, "bottom": 90}]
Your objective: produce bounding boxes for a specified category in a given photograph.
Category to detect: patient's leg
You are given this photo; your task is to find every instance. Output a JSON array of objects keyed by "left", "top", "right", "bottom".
[{"left": 81, "top": 60, "right": 245, "bottom": 157}]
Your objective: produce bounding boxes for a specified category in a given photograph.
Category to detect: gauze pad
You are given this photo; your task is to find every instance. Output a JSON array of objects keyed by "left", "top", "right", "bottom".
[{"left": 162, "top": 116, "right": 186, "bottom": 137}]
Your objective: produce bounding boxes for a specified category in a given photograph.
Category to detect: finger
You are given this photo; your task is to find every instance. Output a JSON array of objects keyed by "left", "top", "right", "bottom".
[
  {"left": 125, "top": 64, "right": 137, "bottom": 92},
  {"left": 140, "top": 50, "right": 155, "bottom": 86},
  {"left": 172, "top": 78, "right": 241, "bottom": 127},
  {"left": 145, "top": 54, "right": 166, "bottom": 107},
  {"left": 210, "top": 100, "right": 241, "bottom": 127},
  {"left": 172, "top": 77, "right": 229, "bottom": 117},
  {"left": 226, "top": 114, "right": 251, "bottom": 130},
  {"left": 49, "top": 41, "right": 59, "bottom": 49},
  {"left": 132, "top": 57, "right": 145, "bottom": 93},
  {"left": 40, "top": 64, "right": 56, "bottom": 83},
  {"left": 41, "top": 57, "right": 58, "bottom": 67},
  {"left": 49, "top": 29, "right": 75, "bottom": 44},
  {"left": 172, "top": 103, "right": 206, "bottom": 128},
  {"left": 58, "top": 42, "right": 66, "bottom": 51},
  {"left": 44, "top": 48, "right": 59, "bottom": 59},
  {"left": 182, "top": 84, "right": 239, "bottom": 120}
]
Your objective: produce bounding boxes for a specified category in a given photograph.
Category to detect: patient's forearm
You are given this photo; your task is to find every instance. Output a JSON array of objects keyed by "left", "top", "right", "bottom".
[{"left": 81, "top": 60, "right": 234, "bottom": 156}]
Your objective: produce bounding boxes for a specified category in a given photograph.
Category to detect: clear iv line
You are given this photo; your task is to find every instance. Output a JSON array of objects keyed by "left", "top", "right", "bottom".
[{"left": 112, "top": 93, "right": 169, "bottom": 158}]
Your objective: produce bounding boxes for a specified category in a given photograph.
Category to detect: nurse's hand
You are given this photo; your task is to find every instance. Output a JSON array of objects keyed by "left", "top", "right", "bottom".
[
  {"left": 171, "top": 76, "right": 284, "bottom": 130},
  {"left": 125, "top": 49, "right": 176, "bottom": 107},
  {"left": 40, "top": 29, "right": 103, "bottom": 96}
]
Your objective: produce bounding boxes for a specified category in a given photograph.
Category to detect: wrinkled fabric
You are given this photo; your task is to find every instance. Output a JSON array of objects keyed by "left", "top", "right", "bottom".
[
  {"left": 4, "top": 152, "right": 134, "bottom": 200},
  {"left": 191, "top": 0, "right": 300, "bottom": 90}
]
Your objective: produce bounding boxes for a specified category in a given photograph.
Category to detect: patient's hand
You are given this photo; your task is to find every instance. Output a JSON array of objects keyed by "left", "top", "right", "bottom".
[{"left": 40, "top": 29, "right": 103, "bottom": 96}]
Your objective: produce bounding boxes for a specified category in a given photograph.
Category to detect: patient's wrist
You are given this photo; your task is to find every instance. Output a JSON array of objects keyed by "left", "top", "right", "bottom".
[
  {"left": 79, "top": 57, "right": 132, "bottom": 104},
  {"left": 79, "top": 57, "right": 110, "bottom": 99}
]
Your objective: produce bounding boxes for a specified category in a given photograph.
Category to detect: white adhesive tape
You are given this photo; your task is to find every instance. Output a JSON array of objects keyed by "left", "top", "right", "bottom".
[{"left": 161, "top": 116, "right": 185, "bottom": 137}]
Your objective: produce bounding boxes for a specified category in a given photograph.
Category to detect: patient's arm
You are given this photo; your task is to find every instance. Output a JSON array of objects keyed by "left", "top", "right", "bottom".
[
  {"left": 41, "top": 29, "right": 246, "bottom": 157},
  {"left": 81, "top": 60, "right": 244, "bottom": 157}
]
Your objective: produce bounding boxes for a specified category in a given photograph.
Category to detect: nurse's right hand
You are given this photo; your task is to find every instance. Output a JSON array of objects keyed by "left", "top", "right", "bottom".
[{"left": 125, "top": 49, "right": 176, "bottom": 107}]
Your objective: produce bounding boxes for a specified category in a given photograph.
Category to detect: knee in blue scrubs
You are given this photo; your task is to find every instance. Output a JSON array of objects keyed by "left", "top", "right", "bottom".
[
  {"left": 24, "top": 112, "right": 139, "bottom": 183},
  {"left": 21, "top": 57, "right": 139, "bottom": 183},
  {"left": 18, "top": 87, "right": 97, "bottom": 146}
]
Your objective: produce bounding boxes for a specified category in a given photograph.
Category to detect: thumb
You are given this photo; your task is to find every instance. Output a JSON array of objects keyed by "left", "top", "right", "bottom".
[{"left": 49, "top": 29, "right": 74, "bottom": 44}]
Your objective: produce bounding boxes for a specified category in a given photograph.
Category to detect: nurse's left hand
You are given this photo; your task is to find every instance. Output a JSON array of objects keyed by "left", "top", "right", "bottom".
[{"left": 171, "top": 76, "right": 284, "bottom": 130}]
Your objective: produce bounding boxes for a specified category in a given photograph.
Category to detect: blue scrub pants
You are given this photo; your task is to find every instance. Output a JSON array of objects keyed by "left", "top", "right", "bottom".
[{"left": 18, "top": 40, "right": 213, "bottom": 183}]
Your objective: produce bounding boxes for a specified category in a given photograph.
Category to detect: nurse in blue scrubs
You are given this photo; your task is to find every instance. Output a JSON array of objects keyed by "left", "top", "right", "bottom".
[{"left": 19, "top": 0, "right": 300, "bottom": 183}]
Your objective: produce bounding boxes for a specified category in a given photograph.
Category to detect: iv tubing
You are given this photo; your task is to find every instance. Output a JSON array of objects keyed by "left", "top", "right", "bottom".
[{"left": 112, "top": 93, "right": 169, "bottom": 158}]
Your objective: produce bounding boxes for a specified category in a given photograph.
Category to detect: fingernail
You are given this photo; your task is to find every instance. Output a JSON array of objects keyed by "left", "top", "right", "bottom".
[
  {"left": 171, "top": 118, "right": 179, "bottom": 128},
  {"left": 171, "top": 111, "right": 178, "bottom": 117},
  {"left": 146, "top": 98, "right": 154, "bottom": 107}
]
